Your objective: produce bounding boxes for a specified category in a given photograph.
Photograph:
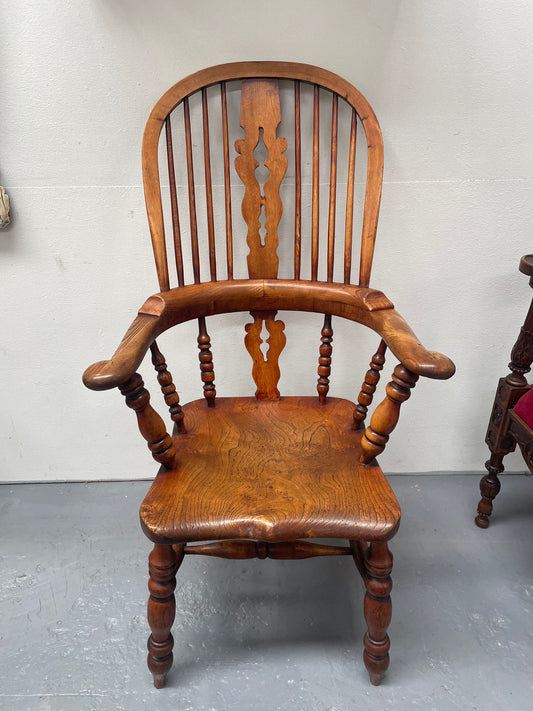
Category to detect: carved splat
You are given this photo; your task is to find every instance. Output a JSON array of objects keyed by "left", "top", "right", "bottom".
[
  {"left": 236, "top": 80, "right": 288, "bottom": 398},
  {"left": 235, "top": 79, "right": 288, "bottom": 279},
  {"left": 244, "top": 310, "right": 286, "bottom": 400}
]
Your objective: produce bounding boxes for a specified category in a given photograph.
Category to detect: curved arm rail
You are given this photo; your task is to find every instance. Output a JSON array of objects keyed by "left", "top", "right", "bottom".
[{"left": 83, "top": 279, "right": 455, "bottom": 391}]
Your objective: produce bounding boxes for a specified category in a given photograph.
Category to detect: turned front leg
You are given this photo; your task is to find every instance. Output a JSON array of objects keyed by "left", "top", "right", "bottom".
[
  {"left": 363, "top": 541, "right": 393, "bottom": 686},
  {"left": 147, "top": 543, "right": 185, "bottom": 688}
]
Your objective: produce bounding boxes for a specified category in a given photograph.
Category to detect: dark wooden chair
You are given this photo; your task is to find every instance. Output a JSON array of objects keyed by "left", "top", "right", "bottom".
[
  {"left": 476, "top": 254, "right": 533, "bottom": 528},
  {"left": 83, "top": 62, "right": 455, "bottom": 688}
]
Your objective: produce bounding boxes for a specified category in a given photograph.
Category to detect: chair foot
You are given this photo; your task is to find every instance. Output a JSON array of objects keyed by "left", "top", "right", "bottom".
[
  {"left": 475, "top": 456, "right": 503, "bottom": 528},
  {"left": 147, "top": 543, "right": 185, "bottom": 688},
  {"left": 152, "top": 670, "right": 169, "bottom": 689},
  {"left": 369, "top": 671, "right": 385, "bottom": 686},
  {"left": 474, "top": 514, "right": 490, "bottom": 529},
  {"left": 362, "top": 541, "right": 393, "bottom": 685}
]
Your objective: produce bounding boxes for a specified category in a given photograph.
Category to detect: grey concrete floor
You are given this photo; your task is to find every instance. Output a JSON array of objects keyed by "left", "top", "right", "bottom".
[{"left": 1, "top": 474, "right": 533, "bottom": 711}]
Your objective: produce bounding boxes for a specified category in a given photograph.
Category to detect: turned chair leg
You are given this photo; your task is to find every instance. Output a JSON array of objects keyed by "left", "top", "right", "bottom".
[
  {"left": 147, "top": 543, "right": 185, "bottom": 688},
  {"left": 475, "top": 454, "right": 504, "bottom": 528},
  {"left": 362, "top": 541, "right": 393, "bottom": 686}
]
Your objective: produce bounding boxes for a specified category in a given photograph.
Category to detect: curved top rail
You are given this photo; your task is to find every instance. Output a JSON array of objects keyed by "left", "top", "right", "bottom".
[
  {"left": 142, "top": 61, "right": 384, "bottom": 292},
  {"left": 144, "top": 61, "right": 382, "bottom": 130}
]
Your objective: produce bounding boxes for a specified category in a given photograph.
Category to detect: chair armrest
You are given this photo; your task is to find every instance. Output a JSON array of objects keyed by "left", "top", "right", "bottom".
[
  {"left": 365, "top": 307, "right": 455, "bottom": 380},
  {"left": 83, "top": 313, "right": 161, "bottom": 391},
  {"left": 83, "top": 278, "right": 454, "bottom": 391}
]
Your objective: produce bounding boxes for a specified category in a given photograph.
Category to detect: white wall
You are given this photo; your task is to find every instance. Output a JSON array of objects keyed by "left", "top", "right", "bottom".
[{"left": 2, "top": 0, "right": 533, "bottom": 481}]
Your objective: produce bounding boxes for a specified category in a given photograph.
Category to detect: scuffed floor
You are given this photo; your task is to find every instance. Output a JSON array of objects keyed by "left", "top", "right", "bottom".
[{"left": 1, "top": 474, "right": 532, "bottom": 711}]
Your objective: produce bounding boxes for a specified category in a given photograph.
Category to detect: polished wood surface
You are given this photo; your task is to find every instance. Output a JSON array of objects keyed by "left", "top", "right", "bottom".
[
  {"left": 84, "top": 62, "right": 455, "bottom": 688},
  {"left": 83, "top": 279, "right": 454, "bottom": 392},
  {"left": 183, "top": 539, "right": 353, "bottom": 559},
  {"left": 140, "top": 397, "right": 400, "bottom": 544},
  {"left": 476, "top": 254, "right": 533, "bottom": 527}
]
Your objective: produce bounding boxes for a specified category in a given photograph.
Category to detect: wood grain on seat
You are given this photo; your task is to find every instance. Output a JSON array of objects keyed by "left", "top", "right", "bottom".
[{"left": 140, "top": 397, "right": 400, "bottom": 544}]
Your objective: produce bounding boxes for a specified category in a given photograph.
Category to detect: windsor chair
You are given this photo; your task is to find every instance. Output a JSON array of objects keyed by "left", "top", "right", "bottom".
[
  {"left": 476, "top": 254, "right": 533, "bottom": 528},
  {"left": 83, "top": 62, "right": 455, "bottom": 688}
]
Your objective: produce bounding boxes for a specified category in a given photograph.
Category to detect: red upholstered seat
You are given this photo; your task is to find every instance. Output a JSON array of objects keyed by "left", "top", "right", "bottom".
[{"left": 514, "top": 386, "right": 533, "bottom": 428}]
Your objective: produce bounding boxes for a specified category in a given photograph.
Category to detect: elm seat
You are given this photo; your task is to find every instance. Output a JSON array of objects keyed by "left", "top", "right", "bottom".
[
  {"left": 83, "top": 61, "right": 455, "bottom": 691},
  {"left": 140, "top": 397, "right": 401, "bottom": 544}
]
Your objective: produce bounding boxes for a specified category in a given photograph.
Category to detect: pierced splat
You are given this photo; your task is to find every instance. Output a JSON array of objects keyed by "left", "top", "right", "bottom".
[
  {"left": 235, "top": 79, "right": 287, "bottom": 279},
  {"left": 244, "top": 310, "right": 286, "bottom": 400},
  {"left": 236, "top": 79, "right": 288, "bottom": 398}
]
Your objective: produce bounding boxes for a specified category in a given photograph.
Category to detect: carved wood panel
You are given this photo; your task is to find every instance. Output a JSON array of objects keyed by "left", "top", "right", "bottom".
[
  {"left": 236, "top": 79, "right": 288, "bottom": 397},
  {"left": 235, "top": 78, "right": 287, "bottom": 279},
  {"left": 485, "top": 376, "right": 527, "bottom": 454},
  {"left": 244, "top": 310, "right": 286, "bottom": 400}
]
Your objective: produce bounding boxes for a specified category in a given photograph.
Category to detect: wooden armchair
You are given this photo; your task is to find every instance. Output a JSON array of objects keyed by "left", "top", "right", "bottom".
[
  {"left": 83, "top": 62, "right": 455, "bottom": 688},
  {"left": 476, "top": 254, "right": 533, "bottom": 528}
]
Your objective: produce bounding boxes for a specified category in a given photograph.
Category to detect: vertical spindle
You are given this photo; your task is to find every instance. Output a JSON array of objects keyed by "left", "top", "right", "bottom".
[
  {"left": 353, "top": 340, "right": 387, "bottom": 431},
  {"left": 202, "top": 88, "right": 217, "bottom": 281},
  {"left": 165, "top": 118, "right": 184, "bottom": 286},
  {"left": 294, "top": 80, "right": 302, "bottom": 280},
  {"left": 184, "top": 97, "right": 201, "bottom": 284},
  {"left": 311, "top": 84, "right": 320, "bottom": 281},
  {"left": 197, "top": 317, "right": 216, "bottom": 407},
  {"left": 150, "top": 341, "right": 186, "bottom": 434},
  {"left": 317, "top": 314, "right": 333, "bottom": 404},
  {"left": 327, "top": 94, "right": 338, "bottom": 282},
  {"left": 221, "top": 83, "right": 234, "bottom": 280}
]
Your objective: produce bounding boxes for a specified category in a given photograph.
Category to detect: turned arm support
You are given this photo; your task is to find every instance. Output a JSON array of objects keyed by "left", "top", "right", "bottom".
[
  {"left": 119, "top": 373, "right": 177, "bottom": 469},
  {"left": 83, "top": 279, "right": 455, "bottom": 393},
  {"left": 360, "top": 363, "right": 419, "bottom": 464}
]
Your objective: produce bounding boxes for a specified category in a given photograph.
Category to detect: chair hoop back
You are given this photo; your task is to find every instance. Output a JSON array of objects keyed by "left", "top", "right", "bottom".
[{"left": 142, "top": 61, "right": 384, "bottom": 292}]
